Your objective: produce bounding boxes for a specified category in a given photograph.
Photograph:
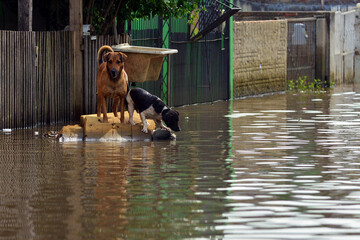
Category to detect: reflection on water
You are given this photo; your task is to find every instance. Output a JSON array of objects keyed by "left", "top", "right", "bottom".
[{"left": 2, "top": 86, "right": 360, "bottom": 239}]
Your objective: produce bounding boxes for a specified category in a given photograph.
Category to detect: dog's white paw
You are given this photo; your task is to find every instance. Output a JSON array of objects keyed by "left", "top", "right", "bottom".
[
  {"left": 129, "top": 120, "right": 136, "bottom": 125},
  {"left": 141, "top": 127, "right": 148, "bottom": 134}
]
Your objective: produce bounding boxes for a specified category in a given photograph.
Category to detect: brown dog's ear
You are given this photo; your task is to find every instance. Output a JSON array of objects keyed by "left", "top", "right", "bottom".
[
  {"left": 119, "top": 52, "right": 127, "bottom": 62},
  {"left": 103, "top": 52, "right": 112, "bottom": 62}
]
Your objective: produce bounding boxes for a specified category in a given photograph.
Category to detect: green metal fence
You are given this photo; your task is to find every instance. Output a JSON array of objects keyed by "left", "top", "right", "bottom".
[
  {"left": 130, "top": 17, "right": 164, "bottom": 100},
  {"left": 129, "top": 15, "right": 230, "bottom": 107}
]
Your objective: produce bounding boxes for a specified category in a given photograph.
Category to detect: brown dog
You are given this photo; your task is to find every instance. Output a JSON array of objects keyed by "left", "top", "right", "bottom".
[{"left": 96, "top": 45, "right": 128, "bottom": 123}]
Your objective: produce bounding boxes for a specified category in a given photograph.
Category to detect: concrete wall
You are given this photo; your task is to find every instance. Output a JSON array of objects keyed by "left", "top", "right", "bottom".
[
  {"left": 329, "top": 10, "right": 356, "bottom": 84},
  {"left": 233, "top": 9, "right": 359, "bottom": 93},
  {"left": 355, "top": 10, "right": 360, "bottom": 83},
  {"left": 233, "top": 20, "right": 287, "bottom": 98}
]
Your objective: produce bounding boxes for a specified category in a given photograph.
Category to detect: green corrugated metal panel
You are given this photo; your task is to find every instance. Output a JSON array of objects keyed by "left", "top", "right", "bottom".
[
  {"left": 131, "top": 16, "right": 159, "bottom": 30},
  {"left": 170, "top": 30, "right": 230, "bottom": 106},
  {"left": 131, "top": 16, "right": 160, "bottom": 48},
  {"left": 170, "top": 17, "right": 188, "bottom": 33},
  {"left": 130, "top": 16, "right": 161, "bottom": 97}
]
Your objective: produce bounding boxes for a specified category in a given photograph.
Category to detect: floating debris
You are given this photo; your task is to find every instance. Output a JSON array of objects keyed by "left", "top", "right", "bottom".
[
  {"left": 43, "top": 131, "right": 60, "bottom": 138},
  {"left": 2, "top": 129, "right": 12, "bottom": 134},
  {"left": 152, "top": 129, "right": 176, "bottom": 141}
]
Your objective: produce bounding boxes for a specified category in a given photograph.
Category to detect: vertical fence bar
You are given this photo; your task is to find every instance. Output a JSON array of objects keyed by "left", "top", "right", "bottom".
[
  {"left": 229, "top": 14, "right": 234, "bottom": 100},
  {"left": 24, "top": 32, "right": 28, "bottom": 127},
  {"left": 4, "top": 31, "right": 8, "bottom": 127},
  {"left": 83, "top": 36, "right": 89, "bottom": 114},
  {"left": 162, "top": 19, "right": 170, "bottom": 104},
  {"left": 167, "top": 55, "right": 171, "bottom": 106},
  {"left": 17, "top": 31, "right": 22, "bottom": 128},
  {"left": 10, "top": 31, "right": 14, "bottom": 128},
  {"left": 0, "top": 31, "right": 3, "bottom": 129}
]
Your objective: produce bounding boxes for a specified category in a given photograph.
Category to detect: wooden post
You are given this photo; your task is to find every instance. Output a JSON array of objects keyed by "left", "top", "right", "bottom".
[
  {"left": 113, "top": 19, "right": 119, "bottom": 44},
  {"left": 70, "top": 0, "right": 83, "bottom": 120},
  {"left": 18, "top": 0, "right": 32, "bottom": 31}
]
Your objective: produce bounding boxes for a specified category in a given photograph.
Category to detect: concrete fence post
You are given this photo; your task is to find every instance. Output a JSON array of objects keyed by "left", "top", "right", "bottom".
[{"left": 315, "top": 18, "right": 328, "bottom": 83}]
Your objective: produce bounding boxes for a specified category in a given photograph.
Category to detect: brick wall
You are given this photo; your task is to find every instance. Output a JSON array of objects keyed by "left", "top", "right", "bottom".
[{"left": 233, "top": 20, "right": 287, "bottom": 97}]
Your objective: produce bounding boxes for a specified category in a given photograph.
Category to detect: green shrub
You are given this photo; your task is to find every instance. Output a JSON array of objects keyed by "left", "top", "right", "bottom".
[{"left": 288, "top": 76, "right": 334, "bottom": 92}]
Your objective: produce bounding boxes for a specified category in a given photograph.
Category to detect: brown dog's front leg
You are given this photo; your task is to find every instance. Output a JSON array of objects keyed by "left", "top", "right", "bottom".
[
  {"left": 102, "top": 96, "right": 108, "bottom": 123},
  {"left": 97, "top": 94, "right": 102, "bottom": 118},
  {"left": 113, "top": 97, "right": 120, "bottom": 118}
]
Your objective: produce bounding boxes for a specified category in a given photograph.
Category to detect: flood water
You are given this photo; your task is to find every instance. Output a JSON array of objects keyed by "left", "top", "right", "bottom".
[{"left": 2, "top": 85, "right": 360, "bottom": 239}]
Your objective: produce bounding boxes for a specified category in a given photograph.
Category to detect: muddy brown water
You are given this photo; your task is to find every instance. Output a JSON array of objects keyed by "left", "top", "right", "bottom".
[{"left": 2, "top": 86, "right": 360, "bottom": 239}]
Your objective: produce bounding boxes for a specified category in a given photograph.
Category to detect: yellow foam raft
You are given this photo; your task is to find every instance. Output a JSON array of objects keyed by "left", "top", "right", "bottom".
[{"left": 58, "top": 111, "right": 159, "bottom": 142}]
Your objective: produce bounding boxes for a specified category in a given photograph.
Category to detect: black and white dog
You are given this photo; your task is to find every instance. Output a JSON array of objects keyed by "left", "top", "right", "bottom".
[{"left": 126, "top": 88, "right": 181, "bottom": 133}]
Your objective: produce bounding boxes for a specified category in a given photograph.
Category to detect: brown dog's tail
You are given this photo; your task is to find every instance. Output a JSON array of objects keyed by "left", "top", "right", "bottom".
[{"left": 97, "top": 45, "right": 114, "bottom": 65}]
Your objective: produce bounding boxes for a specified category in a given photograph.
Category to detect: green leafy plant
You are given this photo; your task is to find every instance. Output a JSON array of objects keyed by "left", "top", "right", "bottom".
[
  {"left": 84, "top": 0, "right": 203, "bottom": 35},
  {"left": 288, "top": 76, "right": 334, "bottom": 92}
]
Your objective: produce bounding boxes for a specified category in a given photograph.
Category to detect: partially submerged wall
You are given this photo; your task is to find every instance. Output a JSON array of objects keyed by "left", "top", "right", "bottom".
[
  {"left": 330, "top": 10, "right": 356, "bottom": 84},
  {"left": 233, "top": 20, "right": 287, "bottom": 98}
]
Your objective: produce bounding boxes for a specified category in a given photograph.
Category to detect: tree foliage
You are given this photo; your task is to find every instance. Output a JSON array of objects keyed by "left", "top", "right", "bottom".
[{"left": 84, "top": 0, "right": 202, "bottom": 34}]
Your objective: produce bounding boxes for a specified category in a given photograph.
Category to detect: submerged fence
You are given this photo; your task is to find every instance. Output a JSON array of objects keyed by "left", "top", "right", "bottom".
[
  {"left": 0, "top": 31, "right": 37, "bottom": 129},
  {"left": 0, "top": 31, "right": 73, "bottom": 129},
  {"left": 0, "top": 31, "right": 129, "bottom": 129},
  {"left": 287, "top": 18, "right": 316, "bottom": 82},
  {"left": 36, "top": 31, "right": 74, "bottom": 125}
]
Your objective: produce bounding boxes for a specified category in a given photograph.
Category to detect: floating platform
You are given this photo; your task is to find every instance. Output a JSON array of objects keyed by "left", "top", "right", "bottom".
[{"left": 58, "top": 111, "right": 161, "bottom": 142}]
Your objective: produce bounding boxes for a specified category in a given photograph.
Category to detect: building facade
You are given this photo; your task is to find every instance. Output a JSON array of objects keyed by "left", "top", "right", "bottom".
[{"left": 235, "top": 0, "right": 358, "bottom": 12}]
